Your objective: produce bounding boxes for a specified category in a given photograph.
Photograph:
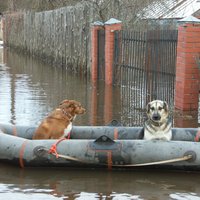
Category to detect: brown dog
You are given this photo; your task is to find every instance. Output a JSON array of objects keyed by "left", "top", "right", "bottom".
[{"left": 33, "top": 100, "right": 86, "bottom": 139}]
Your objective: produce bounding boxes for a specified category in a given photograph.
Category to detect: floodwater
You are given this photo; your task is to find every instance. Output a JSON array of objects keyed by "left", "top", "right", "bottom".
[
  {"left": 0, "top": 47, "right": 200, "bottom": 200},
  {"left": 0, "top": 48, "right": 122, "bottom": 127}
]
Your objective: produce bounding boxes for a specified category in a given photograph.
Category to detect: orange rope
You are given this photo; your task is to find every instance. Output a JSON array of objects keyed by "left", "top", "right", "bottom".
[
  {"left": 19, "top": 140, "right": 29, "bottom": 168},
  {"left": 195, "top": 129, "right": 200, "bottom": 142},
  {"left": 12, "top": 126, "right": 17, "bottom": 136},
  {"left": 48, "top": 138, "right": 67, "bottom": 158},
  {"left": 114, "top": 128, "right": 118, "bottom": 140}
]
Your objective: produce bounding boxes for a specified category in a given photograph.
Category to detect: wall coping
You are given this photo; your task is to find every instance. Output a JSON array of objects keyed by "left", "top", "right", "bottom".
[
  {"left": 105, "top": 18, "right": 122, "bottom": 25},
  {"left": 92, "top": 21, "right": 104, "bottom": 26},
  {"left": 178, "top": 15, "right": 200, "bottom": 23}
]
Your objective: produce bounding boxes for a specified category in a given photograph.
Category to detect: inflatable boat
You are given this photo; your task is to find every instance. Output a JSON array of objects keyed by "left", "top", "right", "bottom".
[{"left": 0, "top": 122, "right": 199, "bottom": 170}]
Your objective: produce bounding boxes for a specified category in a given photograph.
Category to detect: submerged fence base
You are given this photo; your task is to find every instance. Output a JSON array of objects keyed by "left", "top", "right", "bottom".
[{"left": 3, "top": 3, "right": 91, "bottom": 74}]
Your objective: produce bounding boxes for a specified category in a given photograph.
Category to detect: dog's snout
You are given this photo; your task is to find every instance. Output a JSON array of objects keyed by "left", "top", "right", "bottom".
[
  {"left": 78, "top": 107, "right": 86, "bottom": 114},
  {"left": 152, "top": 113, "right": 161, "bottom": 121}
]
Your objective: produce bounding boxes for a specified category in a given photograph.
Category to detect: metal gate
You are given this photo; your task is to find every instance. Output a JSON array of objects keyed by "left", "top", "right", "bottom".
[{"left": 113, "top": 29, "right": 178, "bottom": 126}]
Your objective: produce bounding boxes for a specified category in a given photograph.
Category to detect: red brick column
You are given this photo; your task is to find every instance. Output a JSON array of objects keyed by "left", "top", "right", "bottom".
[
  {"left": 175, "top": 18, "right": 200, "bottom": 111},
  {"left": 91, "top": 21, "right": 104, "bottom": 83},
  {"left": 105, "top": 18, "right": 122, "bottom": 85}
]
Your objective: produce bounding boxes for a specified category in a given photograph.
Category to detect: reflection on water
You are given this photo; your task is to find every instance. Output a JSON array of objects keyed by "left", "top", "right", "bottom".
[
  {"left": 0, "top": 163, "right": 200, "bottom": 200},
  {"left": 0, "top": 48, "right": 199, "bottom": 127},
  {"left": 0, "top": 48, "right": 200, "bottom": 200},
  {"left": 170, "top": 193, "right": 200, "bottom": 200},
  {"left": 0, "top": 48, "right": 122, "bottom": 126},
  {"left": 0, "top": 184, "right": 61, "bottom": 200}
]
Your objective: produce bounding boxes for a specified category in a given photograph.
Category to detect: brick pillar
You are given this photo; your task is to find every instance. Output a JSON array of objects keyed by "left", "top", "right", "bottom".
[
  {"left": 105, "top": 18, "right": 122, "bottom": 85},
  {"left": 175, "top": 16, "right": 200, "bottom": 111},
  {"left": 91, "top": 21, "right": 104, "bottom": 83}
]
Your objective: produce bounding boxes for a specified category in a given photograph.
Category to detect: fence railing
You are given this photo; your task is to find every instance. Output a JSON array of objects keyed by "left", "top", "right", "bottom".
[{"left": 113, "top": 29, "right": 178, "bottom": 126}]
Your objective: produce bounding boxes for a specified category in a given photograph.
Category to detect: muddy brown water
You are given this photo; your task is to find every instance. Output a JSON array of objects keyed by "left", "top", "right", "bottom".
[{"left": 0, "top": 48, "right": 200, "bottom": 200}]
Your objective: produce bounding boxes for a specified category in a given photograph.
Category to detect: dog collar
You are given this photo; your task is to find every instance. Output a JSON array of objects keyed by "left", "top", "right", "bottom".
[
  {"left": 149, "top": 118, "right": 162, "bottom": 127},
  {"left": 62, "top": 109, "right": 73, "bottom": 121},
  {"left": 149, "top": 118, "right": 170, "bottom": 127}
]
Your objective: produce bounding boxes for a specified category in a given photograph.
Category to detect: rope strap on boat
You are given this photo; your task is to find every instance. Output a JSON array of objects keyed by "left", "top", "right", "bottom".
[
  {"left": 48, "top": 132, "right": 71, "bottom": 158},
  {"left": 194, "top": 129, "right": 200, "bottom": 142},
  {"left": 49, "top": 151, "right": 193, "bottom": 167},
  {"left": 48, "top": 138, "right": 67, "bottom": 158},
  {"left": 113, "top": 154, "right": 193, "bottom": 167}
]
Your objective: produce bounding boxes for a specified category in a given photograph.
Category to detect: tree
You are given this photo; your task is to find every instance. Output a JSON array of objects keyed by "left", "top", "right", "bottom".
[
  {"left": 0, "top": 0, "right": 8, "bottom": 13},
  {"left": 4, "top": 0, "right": 168, "bottom": 27},
  {"left": 83, "top": 0, "right": 162, "bottom": 26},
  {"left": 5, "top": 0, "right": 80, "bottom": 12}
]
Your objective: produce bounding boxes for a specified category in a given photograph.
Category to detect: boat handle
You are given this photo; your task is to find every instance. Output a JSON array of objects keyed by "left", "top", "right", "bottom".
[{"left": 35, "top": 146, "right": 194, "bottom": 167}]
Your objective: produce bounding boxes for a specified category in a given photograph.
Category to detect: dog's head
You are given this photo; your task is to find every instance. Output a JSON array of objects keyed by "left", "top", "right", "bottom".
[
  {"left": 59, "top": 99, "right": 86, "bottom": 116},
  {"left": 146, "top": 100, "right": 169, "bottom": 123}
]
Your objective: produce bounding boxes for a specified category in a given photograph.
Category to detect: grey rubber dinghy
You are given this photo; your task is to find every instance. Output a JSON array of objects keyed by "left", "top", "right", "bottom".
[{"left": 0, "top": 122, "right": 199, "bottom": 170}]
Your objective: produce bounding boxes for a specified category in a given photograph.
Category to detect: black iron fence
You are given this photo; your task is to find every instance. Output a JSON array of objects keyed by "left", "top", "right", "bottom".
[{"left": 113, "top": 29, "right": 178, "bottom": 126}]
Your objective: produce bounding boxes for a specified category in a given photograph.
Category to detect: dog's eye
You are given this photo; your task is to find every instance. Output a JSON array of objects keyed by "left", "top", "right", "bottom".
[
  {"left": 150, "top": 107, "right": 154, "bottom": 111},
  {"left": 158, "top": 107, "right": 163, "bottom": 111}
]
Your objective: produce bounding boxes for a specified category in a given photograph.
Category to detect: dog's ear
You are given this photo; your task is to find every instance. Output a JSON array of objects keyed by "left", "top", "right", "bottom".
[
  {"left": 146, "top": 102, "right": 151, "bottom": 113},
  {"left": 59, "top": 99, "right": 69, "bottom": 106},
  {"left": 59, "top": 100, "right": 72, "bottom": 109},
  {"left": 163, "top": 101, "right": 169, "bottom": 112}
]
